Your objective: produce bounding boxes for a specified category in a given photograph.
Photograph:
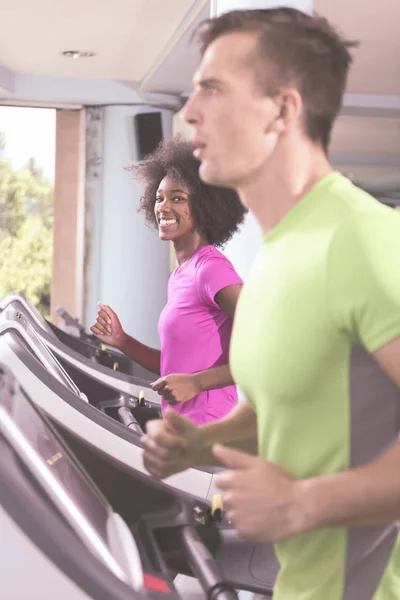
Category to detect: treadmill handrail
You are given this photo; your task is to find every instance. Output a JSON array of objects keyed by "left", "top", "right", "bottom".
[
  {"left": 181, "top": 525, "right": 238, "bottom": 600},
  {"left": 0, "top": 313, "right": 82, "bottom": 398},
  {"left": 36, "top": 327, "right": 161, "bottom": 405},
  {"left": 44, "top": 333, "right": 147, "bottom": 386},
  {"left": 55, "top": 304, "right": 86, "bottom": 333},
  {"left": 0, "top": 292, "right": 57, "bottom": 339}
]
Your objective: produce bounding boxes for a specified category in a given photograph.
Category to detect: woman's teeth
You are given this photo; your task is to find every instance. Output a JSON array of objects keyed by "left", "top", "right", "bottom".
[{"left": 159, "top": 218, "right": 177, "bottom": 226}]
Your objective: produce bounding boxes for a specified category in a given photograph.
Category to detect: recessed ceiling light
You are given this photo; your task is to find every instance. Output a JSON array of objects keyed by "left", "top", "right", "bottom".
[{"left": 62, "top": 50, "right": 96, "bottom": 59}]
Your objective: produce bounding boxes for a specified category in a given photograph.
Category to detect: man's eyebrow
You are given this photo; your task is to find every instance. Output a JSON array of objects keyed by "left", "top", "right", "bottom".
[{"left": 194, "top": 77, "right": 224, "bottom": 88}]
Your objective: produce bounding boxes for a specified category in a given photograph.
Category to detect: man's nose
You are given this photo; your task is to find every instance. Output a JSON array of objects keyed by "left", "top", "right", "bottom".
[{"left": 182, "top": 93, "right": 200, "bottom": 126}]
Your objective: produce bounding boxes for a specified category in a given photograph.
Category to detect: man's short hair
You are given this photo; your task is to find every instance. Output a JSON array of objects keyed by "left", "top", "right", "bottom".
[{"left": 196, "top": 8, "right": 359, "bottom": 151}]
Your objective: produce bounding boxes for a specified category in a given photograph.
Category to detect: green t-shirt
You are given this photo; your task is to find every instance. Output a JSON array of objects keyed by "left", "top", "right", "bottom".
[{"left": 230, "top": 172, "right": 400, "bottom": 600}]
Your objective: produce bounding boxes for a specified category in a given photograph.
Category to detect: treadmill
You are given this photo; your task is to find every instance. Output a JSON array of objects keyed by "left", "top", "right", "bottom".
[
  {"left": 0, "top": 291, "right": 155, "bottom": 381},
  {"left": 0, "top": 295, "right": 162, "bottom": 408},
  {"left": 0, "top": 364, "right": 243, "bottom": 600},
  {"left": 0, "top": 309, "right": 278, "bottom": 596}
]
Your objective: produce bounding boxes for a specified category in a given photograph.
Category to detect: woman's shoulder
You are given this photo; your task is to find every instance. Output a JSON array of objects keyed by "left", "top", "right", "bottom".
[
  {"left": 194, "top": 245, "right": 232, "bottom": 267},
  {"left": 194, "top": 246, "right": 242, "bottom": 285}
]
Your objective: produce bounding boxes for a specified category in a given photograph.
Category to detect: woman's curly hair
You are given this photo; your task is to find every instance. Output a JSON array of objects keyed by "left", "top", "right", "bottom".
[{"left": 134, "top": 136, "right": 246, "bottom": 248}]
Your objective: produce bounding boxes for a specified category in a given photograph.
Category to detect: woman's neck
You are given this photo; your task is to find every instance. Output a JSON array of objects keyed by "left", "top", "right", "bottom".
[{"left": 173, "top": 233, "right": 209, "bottom": 266}]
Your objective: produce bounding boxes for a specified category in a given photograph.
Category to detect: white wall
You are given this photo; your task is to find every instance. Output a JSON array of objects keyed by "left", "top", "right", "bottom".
[
  {"left": 93, "top": 106, "right": 173, "bottom": 348},
  {"left": 223, "top": 213, "right": 262, "bottom": 281},
  {"left": 212, "top": 0, "right": 312, "bottom": 16},
  {"left": 210, "top": 0, "right": 313, "bottom": 280}
]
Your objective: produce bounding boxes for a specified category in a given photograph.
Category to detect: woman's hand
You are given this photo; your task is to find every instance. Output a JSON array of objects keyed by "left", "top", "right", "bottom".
[
  {"left": 151, "top": 373, "right": 201, "bottom": 405},
  {"left": 90, "top": 302, "right": 126, "bottom": 349}
]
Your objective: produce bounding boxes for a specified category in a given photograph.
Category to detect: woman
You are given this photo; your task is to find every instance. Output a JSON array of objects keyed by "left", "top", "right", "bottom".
[{"left": 91, "top": 136, "right": 246, "bottom": 424}]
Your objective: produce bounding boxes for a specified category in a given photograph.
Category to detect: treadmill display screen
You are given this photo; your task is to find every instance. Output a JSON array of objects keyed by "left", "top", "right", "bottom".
[{"left": 2, "top": 379, "right": 111, "bottom": 546}]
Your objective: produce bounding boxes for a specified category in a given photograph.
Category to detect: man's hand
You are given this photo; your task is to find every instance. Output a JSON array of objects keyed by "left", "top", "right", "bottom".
[
  {"left": 214, "top": 445, "right": 305, "bottom": 542},
  {"left": 142, "top": 409, "right": 203, "bottom": 478},
  {"left": 151, "top": 373, "right": 201, "bottom": 405}
]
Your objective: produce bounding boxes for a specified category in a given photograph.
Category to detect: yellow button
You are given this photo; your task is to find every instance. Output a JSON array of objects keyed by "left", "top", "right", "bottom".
[{"left": 211, "top": 494, "right": 223, "bottom": 515}]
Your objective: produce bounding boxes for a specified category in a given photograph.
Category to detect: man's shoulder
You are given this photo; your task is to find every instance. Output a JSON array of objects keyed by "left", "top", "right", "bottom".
[
  {"left": 329, "top": 198, "right": 400, "bottom": 256},
  {"left": 311, "top": 174, "right": 400, "bottom": 259}
]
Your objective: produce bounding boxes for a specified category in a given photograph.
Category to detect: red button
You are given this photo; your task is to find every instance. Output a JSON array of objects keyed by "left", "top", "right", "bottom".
[{"left": 143, "top": 573, "right": 170, "bottom": 593}]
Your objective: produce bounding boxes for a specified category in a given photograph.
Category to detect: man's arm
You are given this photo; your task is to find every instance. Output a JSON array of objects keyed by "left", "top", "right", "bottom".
[
  {"left": 213, "top": 431, "right": 400, "bottom": 543},
  {"left": 214, "top": 219, "right": 400, "bottom": 542},
  {"left": 213, "top": 337, "right": 400, "bottom": 543},
  {"left": 197, "top": 400, "right": 258, "bottom": 465},
  {"left": 297, "top": 441, "right": 400, "bottom": 530},
  {"left": 142, "top": 401, "right": 257, "bottom": 479},
  {"left": 297, "top": 335, "right": 400, "bottom": 530}
]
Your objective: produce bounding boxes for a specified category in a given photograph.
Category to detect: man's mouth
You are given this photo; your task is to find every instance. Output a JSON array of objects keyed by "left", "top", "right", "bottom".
[{"left": 193, "top": 140, "right": 206, "bottom": 159}]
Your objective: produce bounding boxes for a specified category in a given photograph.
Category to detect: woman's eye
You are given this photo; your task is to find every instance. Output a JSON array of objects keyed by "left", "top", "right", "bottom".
[
  {"left": 172, "top": 196, "right": 185, "bottom": 203},
  {"left": 155, "top": 197, "right": 163, "bottom": 203}
]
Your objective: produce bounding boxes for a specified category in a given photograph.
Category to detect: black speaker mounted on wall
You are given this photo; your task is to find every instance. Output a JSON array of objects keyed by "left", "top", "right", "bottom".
[{"left": 134, "top": 112, "right": 163, "bottom": 161}]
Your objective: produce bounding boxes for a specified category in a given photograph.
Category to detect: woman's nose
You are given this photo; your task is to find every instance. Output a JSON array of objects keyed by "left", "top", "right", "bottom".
[{"left": 159, "top": 197, "right": 172, "bottom": 209}]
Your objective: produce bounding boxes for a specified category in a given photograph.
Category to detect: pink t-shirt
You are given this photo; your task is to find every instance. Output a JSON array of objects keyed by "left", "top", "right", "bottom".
[{"left": 158, "top": 245, "right": 242, "bottom": 424}]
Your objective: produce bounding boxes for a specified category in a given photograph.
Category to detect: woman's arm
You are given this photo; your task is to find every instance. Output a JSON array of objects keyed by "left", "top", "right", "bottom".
[
  {"left": 118, "top": 334, "right": 161, "bottom": 375},
  {"left": 214, "top": 283, "right": 242, "bottom": 318},
  {"left": 151, "top": 283, "right": 242, "bottom": 400},
  {"left": 191, "top": 283, "right": 242, "bottom": 390},
  {"left": 90, "top": 303, "right": 161, "bottom": 375}
]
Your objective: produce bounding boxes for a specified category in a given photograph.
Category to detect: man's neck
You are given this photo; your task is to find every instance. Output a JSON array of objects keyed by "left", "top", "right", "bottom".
[{"left": 238, "top": 140, "right": 333, "bottom": 235}]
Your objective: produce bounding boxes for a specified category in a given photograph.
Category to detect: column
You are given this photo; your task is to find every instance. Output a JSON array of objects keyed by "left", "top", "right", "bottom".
[{"left": 51, "top": 109, "right": 85, "bottom": 324}]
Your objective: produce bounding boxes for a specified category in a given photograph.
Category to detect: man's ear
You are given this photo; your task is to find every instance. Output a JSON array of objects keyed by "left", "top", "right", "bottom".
[{"left": 273, "top": 88, "right": 303, "bottom": 134}]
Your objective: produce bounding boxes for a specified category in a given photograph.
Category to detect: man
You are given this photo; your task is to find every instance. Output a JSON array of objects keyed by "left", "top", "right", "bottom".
[{"left": 142, "top": 8, "right": 400, "bottom": 599}]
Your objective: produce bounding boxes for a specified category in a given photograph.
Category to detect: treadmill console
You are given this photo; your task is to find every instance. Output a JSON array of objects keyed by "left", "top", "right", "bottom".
[
  {"left": 0, "top": 291, "right": 56, "bottom": 338},
  {"left": 0, "top": 365, "right": 143, "bottom": 590}
]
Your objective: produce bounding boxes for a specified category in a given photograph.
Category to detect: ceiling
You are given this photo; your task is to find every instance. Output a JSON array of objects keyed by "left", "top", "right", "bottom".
[
  {"left": 315, "top": 0, "right": 400, "bottom": 96},
  {"left": 0, "top": 0, "right": 202, "bottom": 81},
  {"left": 0, "top": 0, "right": 397, "bottom": 99},
  {"left": 0, "top": 0, "right": 209, "bottom": 106},
  {"left": 0, "top": 0, "right": 398, "bottom": 193}
]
